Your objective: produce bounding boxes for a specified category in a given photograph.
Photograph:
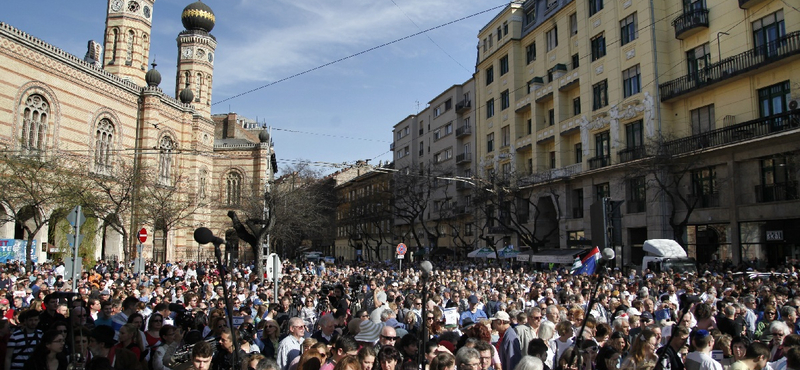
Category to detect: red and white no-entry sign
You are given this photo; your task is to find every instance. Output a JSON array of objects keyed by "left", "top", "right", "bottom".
[{"left": 138, "top": 228, "right": 148, "bottom": 243}]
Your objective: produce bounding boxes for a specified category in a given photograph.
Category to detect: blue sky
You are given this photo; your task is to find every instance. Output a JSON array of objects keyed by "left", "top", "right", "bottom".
[{"left": 1, "top": 0, "right": 504, "bottom": 175}]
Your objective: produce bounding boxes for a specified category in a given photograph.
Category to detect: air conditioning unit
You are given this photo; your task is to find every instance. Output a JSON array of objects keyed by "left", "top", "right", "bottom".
[{"left": 789, "top": 99, "right": 800, "bottom": 111}]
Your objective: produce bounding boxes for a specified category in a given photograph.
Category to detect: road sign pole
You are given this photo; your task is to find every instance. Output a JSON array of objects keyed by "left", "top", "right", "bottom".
[{"left": 71, "top": 205, "right": 81, "bottom": 292}]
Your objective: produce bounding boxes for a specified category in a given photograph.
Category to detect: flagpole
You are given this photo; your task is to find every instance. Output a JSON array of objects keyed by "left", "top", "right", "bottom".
[{"left": 569, "top": 246, "right": 607, "bottom": 370}]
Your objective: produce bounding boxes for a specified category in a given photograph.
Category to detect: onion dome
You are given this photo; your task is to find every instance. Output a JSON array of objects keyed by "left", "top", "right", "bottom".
[
  {"left": 179, "top": 87, "right": 194, "bottom": 104},
  {"left": 259, "top": 129, "right": 270, "bottom": 143},
  {"left": 145, "top": 61, "right": 161, "bottom": 87},
  {"left": 181, "top": 1, "right": 215, "bottom": 33}
]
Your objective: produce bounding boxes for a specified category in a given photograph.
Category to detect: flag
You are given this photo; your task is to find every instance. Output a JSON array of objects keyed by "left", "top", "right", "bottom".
[{"left": 573, "top": 246, "right": 600, "bottom": 275}]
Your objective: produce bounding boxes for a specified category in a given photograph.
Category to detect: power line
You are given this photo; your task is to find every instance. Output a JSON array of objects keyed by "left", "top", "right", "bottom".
[
  {"left": 272, "top": 127, "right": 390, "bottom": 143},
  {"left": 213, "top": 3, "right": 507, "bottom": 106}
]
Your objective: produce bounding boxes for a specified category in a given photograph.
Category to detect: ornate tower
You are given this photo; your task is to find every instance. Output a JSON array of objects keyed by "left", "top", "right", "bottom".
[
  {"left": 103, "top": 0, "right": 155, "bottom": 86},
  {"left": 175, "top": 1, "right": 216, "bottom": 118}
]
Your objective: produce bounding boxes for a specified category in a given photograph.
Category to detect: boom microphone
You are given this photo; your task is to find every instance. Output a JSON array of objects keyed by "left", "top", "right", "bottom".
[
  {"left": 194, "top": 227, "right": 224, "bottom": 245},
  {"left": 420, "top": 261, "right": 433, "bottom": 279},
  {"left": 601, "top": 248, "right": 616, "bottom": 261}
]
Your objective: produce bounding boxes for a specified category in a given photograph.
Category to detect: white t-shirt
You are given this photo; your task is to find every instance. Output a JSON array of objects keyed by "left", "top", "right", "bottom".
[{"left": 685, "top": 351, "right": 723, "bottom": 370}]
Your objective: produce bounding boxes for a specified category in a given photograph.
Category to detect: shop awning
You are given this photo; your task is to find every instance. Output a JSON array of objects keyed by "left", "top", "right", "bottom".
[{"left": 517, "top": 248, "right": 588, "bottom": 264}]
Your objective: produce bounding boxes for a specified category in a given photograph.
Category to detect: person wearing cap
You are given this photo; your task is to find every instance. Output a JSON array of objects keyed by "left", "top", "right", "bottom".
[
  {"left": 492, "top": 311, "right": 522, "bottom": 370},
  {"left": 354, "top": 319, "right": 383, "bottom": 347},
  {"left": 460, "top": 295, "right": 488, "bottom": 327},
  {"left": 685, "top": 329, "right": 723, "bottom": 370}
]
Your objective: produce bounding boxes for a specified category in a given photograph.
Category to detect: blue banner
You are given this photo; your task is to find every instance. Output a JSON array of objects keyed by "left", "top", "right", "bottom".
[{"left": 0, "top": 239, "right": 38, "bottom": 264}]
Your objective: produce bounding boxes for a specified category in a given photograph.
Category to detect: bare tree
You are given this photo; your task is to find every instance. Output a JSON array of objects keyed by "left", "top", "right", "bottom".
[
  {"left": 0, "top": 155, "right": 87, "bottom": 270},
  {"left": 391, "top": 164, "right": 453, "bottom": 259}
]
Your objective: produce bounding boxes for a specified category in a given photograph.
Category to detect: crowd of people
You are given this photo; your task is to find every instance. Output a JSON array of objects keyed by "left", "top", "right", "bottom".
[{"left": 0, "top": 257, "right": 797, "bottom": 370}]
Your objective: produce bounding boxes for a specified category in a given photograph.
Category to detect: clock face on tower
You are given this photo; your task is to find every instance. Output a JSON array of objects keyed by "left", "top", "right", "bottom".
[
  {"left": 208, "top": 52, "right": 214, "bottom": 63},
  {"left": 110, "top": 0, "right": 123, "bottom": 12},
  {"left": 127, "top": 1, "right": 140, "bottom": 13},
  {"left": 182, "top": 47, "right": 193, "bottom": 58},
  {"left": 143, "top": 5, "right": 151, "bottom": 18},
  {"left": 196, "top": 49, "right": 206, "bottom": 59}
]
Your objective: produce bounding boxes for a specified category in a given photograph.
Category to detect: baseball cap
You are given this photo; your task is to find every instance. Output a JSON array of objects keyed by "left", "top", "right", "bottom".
[
  {"left": 492, "top": 311, "right": 510, "bottom": 322},
  {"left": 468, "top": 295, "right": 479, "bottom": 304}
]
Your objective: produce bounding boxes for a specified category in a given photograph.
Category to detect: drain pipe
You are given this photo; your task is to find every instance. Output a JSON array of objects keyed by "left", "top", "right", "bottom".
[{"left": 649, "top": 0, "right": 669, "bottom": 239}]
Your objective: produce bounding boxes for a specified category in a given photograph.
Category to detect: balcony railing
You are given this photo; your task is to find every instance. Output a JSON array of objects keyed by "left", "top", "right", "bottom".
[
  {"left": 456, "top": 181, "right": 472, "bottom": 190},
  {"left": 456, "top": 99, "right": 471, "bottom": 113},
  {"left": 660, "top": 31, "right": 800, "bottom": 101},
  {"left": 588, "top": 156, "right": 611, "bottom": 170},
  {"left": 672, "top": 8, "right": 709, "bottom": 40},
  {"left": 389, "top": 142, "right": 395, "bottom": 151},
  {"left": 663, "top": 110, "right": 800, "bottom": 156},
  {"left": 456, "top": 125, "right": 472, "bottom": 137},
  {"left": 456, "top": 152, "right": 472, "bottom": 163},
  {"left": 755, "top": 182, "right": 799, "bottom": 203},
  {"left": 689, "top": 193, "right": 720, "bottom": 208},
  {"left": 627, "top": 200, "right": 646, "bottom": 213},
  {"left": 618, "top": 146, "right": 648, "bottom": 163}
]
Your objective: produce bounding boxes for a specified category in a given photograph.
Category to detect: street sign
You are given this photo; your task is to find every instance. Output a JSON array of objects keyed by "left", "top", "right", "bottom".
[
  {"left": 67, "top": 206, "right": 86, "bottom": 228},
  {"left": 67, "top": 234, "right": 84, "bottom": 248},
  {"left": 396, "top": 243, "right": 407, "bottom": 255},
  {"left": 397, "top": 254, "right": 404, "bottom": 259},
  {"left": 138, "top": 228, "right": 148, "bottom": 243}
]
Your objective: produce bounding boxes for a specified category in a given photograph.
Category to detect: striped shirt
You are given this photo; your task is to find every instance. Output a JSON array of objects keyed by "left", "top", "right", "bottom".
[{"left": 8, "top": 328, "right": 42, "bottom": 370}]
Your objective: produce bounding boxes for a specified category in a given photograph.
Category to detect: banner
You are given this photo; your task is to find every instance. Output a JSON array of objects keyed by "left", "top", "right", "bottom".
[{"left": 0, "top": 239, "right": 38, "bottom": 264}]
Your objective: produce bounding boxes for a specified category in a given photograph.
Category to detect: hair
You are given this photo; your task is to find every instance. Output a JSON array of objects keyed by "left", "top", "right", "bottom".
[
  {"left": 474, "top": 340, "right": 493, "bottom": 354},
  {"left": 692, "top": 330, "right": 713, "bottom": 350},
  {"left": 785, "top": 347, "right": 800, "bottom": 370},
  {"left": 19, "top": 309, "right": 39, "bottom": 322},
  {"left": 714, "top": 334, "right": 732, "bottom": 356},
  {"left": 245, "top": 354, "right": 267, "bottom": 370},
  {"left": 783, "top": 334, "right": 800, "bottom": 349},
  {"left": 193, "top": 339, "right": 214, "bottom": 359},
  {"left": 127, "top": 313, "right": 145, "bottom": 330},
  {"left": 159, "top": 324, "right": 177, "bottom": 342},
  {"left": 25, "top": 330, "right": 64, "bottom": 369},
  {"left": 122, "top": 296, "right": 139, "bottom": 311},
  {"left": 429, "top": 352, "right": 455, "bottom": 370},
  {"left": 120, "top": 323, "right": 144, "bottom": 352},
  {"left": 628, "top": 329, "right": 657, "bottom": 364},
  {"left": 527, "top": 338, "right": 548, "bottom": 358},
  {"left": 466, "top": 322, "right": 491, "bottom": 343},
  {"left": 333, "top": 356, "right": 362, "bottom": 370},
  {"left": 515, "top": 356, "right": 544, "bottom": 370},
  {"left": 257, "top": 358, "right": 281, "bottom": 370},
  {"left": 557, "top": 347, "right": 578, "bottom": 370},
  {"left": 556, "top": 320, "right": 573, "bottom": 336},
  {"left": 455, "top": 347, "right": 480, "bottom": 368},
  {"left": 147, "top": 312, "right": 163, "bottom": 331},
  {"left": 358, "top": 346, "right": 378, "bottom": 362},
  {"left": 771, "top": 321, "right": 791, "bottom": 336},
  {"left": 85, "top": 357, "right": 113, "bottom": 370},
  {"left": 596, "top": 345, "right": 620, "bottom": 370},
  {"left": 742, "top": 342, "right": 770, "bottom": 360},
  {"left": 296, "top": 348, "right": 325, "bottom": 370},
  {"left": 538, "top": 321, "right": 556, "bottom": 341},
  {"left": 377, "top": 345, "right": 402, "bottom": 364},
  {"left": 334, "top": 336, "right": 359, "bottom": 354}
]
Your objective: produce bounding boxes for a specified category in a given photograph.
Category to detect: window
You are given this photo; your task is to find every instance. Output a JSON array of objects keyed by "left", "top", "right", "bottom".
[
  {"left": 753, "top": 11, "right": 785, "bottom": 57},
  {"left": 488, "top": 34, "right": 493, "bottom": 48},
  {"left": 526, "top": 43, "right": 536, "bottom": 64},
  {"left": 592, "top": 80, "right": 608, "bottom": 110},
  {"left": 486, "top": 99, "right": 495, "bottom": 118},
  {"left": 548, "top": 109, "right": 555, "bottom": 126},
  {"left": 486, "top": 66, "right": 494, "bottom": 85},
  {"left": 445, "top": 99, "right": 452, "bottom": 111},
  {"left": 628, "top": 177, "right": 646, "bottom": 213},
  {"left": 226, "top": 172, "right": 242, "bottom": 206},
  {"left": 503, "top": 22, "right": 509, "bottom": 36},
  {"left": 589, "top": 0, "right": 604, "bottom": 16},
  {"left": 483, "top": 38, "right": 488, "bottom": 52},
  {"left": 570, "top": 13, "right": 578, "bottom": 36},
  {"left": 758, "top": 81, "right": 790, "bottom": 117},
  {"left": 195, "top": 72, "right": 203, "bottom": 102},
  {"left": 126, "top": 30, "right": 135, "bottom": 65},
  {"left": 110, "top": 28, "right": 119, "bottom": 62},
  {"left": 158, "top": 135, "right": 175, "bottom": 185},
  {"left": 622, "top": 64, "right": 641, "bottom": 98},
  {"left": 687, "top": 43, "right": 710, "bottom": 78},
  {"left": 487, "top": 133, "right": 495, "bottom": 152},
  {"left": 419, "top": 141, "right": 424, "bottom": 156},
  {"left": 500, "top": 55, "right": 509, "bottom": 75},
  {"left": 501, "top": 126, "right": 510, "bottom": 147},
  {"left": 497, "top": 27, "right": 502, "bottom": 42},
  {"left": 527, "top": 119, "right": 532, "bottom": 135},
  {"left": 590, "top": 33, "right": 606, "bottom": 61},
  {"left": 572, "top": 189, "right": 584, "bottom": 218},
  {"left": 572, "top": 53, "right": 579, "bottom": 69},
  {"left": 445, "top": 122, "right": 453, "bottom": 135},
  {"left": 595, "top": 131, "right": 610, "bottom": 159},
  {"left": 20, "top": 94, "right": 49, "bottom": 153},
  {"left": 573, "top": 97, "right": 581, "bottom": 116},
  {"left": 625, "top": 120, "right": 643, "bottom": 149},
  {"left": 595, "top": 183, "right": 610, "bottom": 203},
  {"left": 198, "top": 168, "right": 207, "bottom": 200},
  {"left": 94, "top": 118, "right": 114, "bottom": 174},
  {"left": 620, "top": 13, "right": 638, "bottom": 45},
  {"left": 434, "top": 129, "right": 442, "bottom": 141},
  {"left": 691, "top": 167, "right": 718, "bottom": 207},
  {"left": 690, "top": 105, "right": 715, "bottom": 135},
  {"left": 759, "top": 155, "right": 796, "bottom": 202},
  {"left": 525, "top": 7, "right": 536, "bottom": 24},
  {"left": 575, "top": 143, "right": 583, "bottom": 163},
  {"left": 550, "top": 151, "right": 557, "bottom": 169},
  {"left": 546, "top": 27, "right": 558, "bottom": 51},
  {"left": 404, "top": 126, "right": 410, "bottom": 135},
  {"left": 434, "top": 106, "right": 442, "bottom": 117},
  {"left": 501, "top": 90, "right": 510, "bottom": 110}
]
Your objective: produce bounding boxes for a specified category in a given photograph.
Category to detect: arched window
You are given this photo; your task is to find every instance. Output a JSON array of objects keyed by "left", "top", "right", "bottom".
[
  {"left": 199, "top": 168, "right": 207, "bottom": 200},
  {"left": 111, "top": 28, "right": 119, "bottom": 63},
  {"left": 195, "top": 72, "right": 203, "bottom": 102},
  {"left": 141, "top": 33, "right": 149, "bottom": 67},
  {"left": 226, "top": 172, "right": 242, "bottom": 205},
  {"left": 21, "top": 94, "right": 49, "bottom": 154},
  {"left": 158, "top": 136, "right": 174, "bottom": 185},
  {"left": 184, "top": 71, "right": 190, "bottom": 89},
  {"left": 95, "top": 118, "right": 114, "bottom": 174},
  {"left": 126, "top": 30, "right": 135, "bottom": 65}
]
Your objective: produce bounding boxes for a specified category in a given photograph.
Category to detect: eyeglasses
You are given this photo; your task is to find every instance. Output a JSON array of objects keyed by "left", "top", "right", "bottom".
[
  {"left": 772, "top": 332, "right": 786, "bottom": 337},
  {"left": 415, "top": 302, "right": 423, "bottom": 305},
  {"left": 382, "top": 335, "right": 398, "bottom": 341},
  {"left": 766, "top": 312, "right": 777, "bottom": 315},
  {"left": 426, "top": 317, "right": 434, "bottom": 320},
  {"left": 266, "top": 326, "right": 278, "bottom": 329}
]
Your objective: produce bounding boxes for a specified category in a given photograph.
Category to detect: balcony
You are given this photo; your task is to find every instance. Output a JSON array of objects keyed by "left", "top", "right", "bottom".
[
  {"left": 456, "top": 125, "right": 472, "bottom": 137},
  {"left": 755, "top": 182, "right": 799, "bottom": 203},
  {"left": 618, "top": 146, "right": 648, "bottom": 163},
  {"left": 456, "top": 99, "right": 471, "bottom": 113},
  {"left": 456, "top": 152, "right": 472, "bottom": 163},
  {"left": 739, "top": 0, "right": 768, "bottom": 9},
  {"left": 588, "top": 156, "right": 611, "bottom": 170},
  {"left": 389, "top": 142, "right": 395, "bottom": 151},
  {"left": 672, "top": 8, "right": 709, "bottom": 40},
  {"left": 627, "top": 200, "right": 646, "bottom": 213},
  {"left": 663, "top": 110, "right": 800, "bottom": 156},
  {"left": 660, "top": 31, "right": 800, "bottom": 101},
  {"left": 689, "top": 193, "right": 720, "bottom": 208},
  {"left": 456, "top": 181, "right": 473, "bottom": 191}
]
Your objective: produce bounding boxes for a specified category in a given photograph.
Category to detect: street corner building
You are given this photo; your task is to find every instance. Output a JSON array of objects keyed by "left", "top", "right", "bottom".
[{"left": 0, "top": 1, "right": 276, "bottom": 263}]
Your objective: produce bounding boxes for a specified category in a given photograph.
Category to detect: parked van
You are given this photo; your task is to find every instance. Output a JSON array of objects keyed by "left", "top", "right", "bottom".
[{"left": 641, "top": 239, "right": 698, "bottom": 274}]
